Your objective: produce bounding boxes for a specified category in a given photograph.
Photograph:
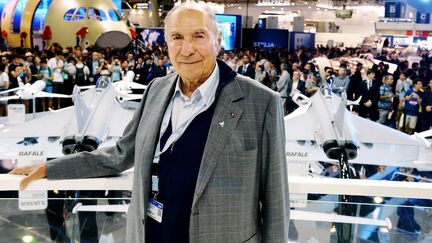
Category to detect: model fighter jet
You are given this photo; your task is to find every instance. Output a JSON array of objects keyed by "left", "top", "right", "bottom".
[
  {"left": 285, "top": 87, "right": 431, "bottom": 170},
  {"left": 285, "top": 86, "right": 431, "bottom": 242},
  {"left": 0, "top": 83, "right": 139, "bottom": 158},
  {"left": 0, "top": 80, "right": 72, "bottom": 101}
]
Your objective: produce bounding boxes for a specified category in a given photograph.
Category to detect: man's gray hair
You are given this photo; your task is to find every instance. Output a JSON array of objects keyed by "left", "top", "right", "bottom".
[{"left": 164, "top": 1, "right": 219, "bottom": 43}]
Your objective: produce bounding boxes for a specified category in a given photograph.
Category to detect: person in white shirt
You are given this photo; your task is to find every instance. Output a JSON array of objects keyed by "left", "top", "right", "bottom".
[{"left": 47, "top": 51, "right": 65, "bottom": 109}]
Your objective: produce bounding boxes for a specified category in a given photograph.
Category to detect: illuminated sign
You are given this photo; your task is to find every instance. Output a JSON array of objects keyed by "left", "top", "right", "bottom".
[
  {"left": 384, "top": 2, "right": 403, "bottom": 18},
  {"left": 133, "top": 3, "right": 150, "bottom": 9},
  {"left": 416, "top": 12, "right": 430, "bottom": 24}
]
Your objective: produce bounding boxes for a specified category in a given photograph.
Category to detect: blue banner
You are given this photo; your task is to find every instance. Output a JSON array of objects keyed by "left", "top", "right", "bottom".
[
  {"left": 242, "top": 29, "right": 289, "bottom": 49},
  {"left": 413, "top": 36, "right": 427, "bottom": 44},
  {"left": 289, "top": 32, "right": 315, "bottom": 51},
  {"left": 385, "top": 2, "right": 402, "bottom": 18},
  {"left": 0, "top": 0, "right": 7, "bottom": 18},
  {"left": 416, "top": 12, "right": 430, "bottom": 24},
  {"left": 112, "top": 0, "right": 122, "bottom": 11}
]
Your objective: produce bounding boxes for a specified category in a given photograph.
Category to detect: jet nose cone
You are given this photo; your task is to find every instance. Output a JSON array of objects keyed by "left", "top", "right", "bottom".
[{"left": 95, "top": 31, "right": 132, "bottom": 49}]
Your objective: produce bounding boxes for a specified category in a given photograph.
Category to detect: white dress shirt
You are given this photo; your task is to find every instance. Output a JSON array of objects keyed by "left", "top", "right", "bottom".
[{"left": 153, "top": 63, "right": 220, "bottom": 162}]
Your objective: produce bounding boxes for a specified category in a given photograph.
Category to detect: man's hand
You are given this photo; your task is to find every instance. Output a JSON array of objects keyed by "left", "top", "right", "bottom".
[{"left": 9, "top": 163, "right": 46, "bottom": 190}]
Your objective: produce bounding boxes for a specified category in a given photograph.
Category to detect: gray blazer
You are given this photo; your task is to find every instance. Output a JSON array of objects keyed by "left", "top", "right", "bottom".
[{"left": 46, "top": 60, "right": 290, "bottom": 242}]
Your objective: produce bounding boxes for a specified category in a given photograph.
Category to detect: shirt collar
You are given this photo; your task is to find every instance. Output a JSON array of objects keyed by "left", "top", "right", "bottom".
[{"left": 174, "top": 62, "right": 220, "bottom": 105}]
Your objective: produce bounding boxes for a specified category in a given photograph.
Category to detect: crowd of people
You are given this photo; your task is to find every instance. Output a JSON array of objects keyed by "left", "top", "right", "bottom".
[
  {"left": 0, "top": 44, "right": 172, "bottom": 114},
  {"left": 0, "top": 43, "right": 431, "bottom": 132},
  {"left": 219, "top": 46, "right": 432, "bottom": 135}
]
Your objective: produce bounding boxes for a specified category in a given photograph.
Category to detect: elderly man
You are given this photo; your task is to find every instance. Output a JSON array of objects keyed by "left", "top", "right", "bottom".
[{"left": 11, "top": 2, "right": 289, "bottom": 243}]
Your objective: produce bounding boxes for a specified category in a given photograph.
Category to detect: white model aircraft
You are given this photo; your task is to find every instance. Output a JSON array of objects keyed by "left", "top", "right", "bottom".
[
  {"left": 112, "top": 70, "right": 147, "bottom": 93},
  {"left": 0, "top": 80, "right": 72, "bottom": 101},
  {"left": 285, "top": 87, "right": 432, "bottom": 171},
  {"left": 81, "top": 71, "right": 146, "bottom": 101},
  {"left": 0, "top": 83, "right": 140, "bottom": 158}
]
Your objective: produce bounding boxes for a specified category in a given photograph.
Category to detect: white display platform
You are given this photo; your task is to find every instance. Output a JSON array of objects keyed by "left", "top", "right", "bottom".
[{"left": 1, "top": 171, "right": 431, "bottom": 200}]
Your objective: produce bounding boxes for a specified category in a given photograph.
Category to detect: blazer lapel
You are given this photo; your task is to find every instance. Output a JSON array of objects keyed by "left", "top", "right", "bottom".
[
  {"left": 192, "top": 78, "right": 244, "bottom": 207},
  {"left": 138, "top": 74, "right": 177, "bottom": 174}
]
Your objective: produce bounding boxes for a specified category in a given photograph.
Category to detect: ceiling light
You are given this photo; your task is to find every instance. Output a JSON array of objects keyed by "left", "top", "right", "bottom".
[
  {"left": 22, "top": 235, "right": 34, "bottom": 243},
  {"left": 330, "top": 225, "right": 336, "bottom": 233},
  {"left": 374, "top": 197, "right": 384, "bottom": 204}
]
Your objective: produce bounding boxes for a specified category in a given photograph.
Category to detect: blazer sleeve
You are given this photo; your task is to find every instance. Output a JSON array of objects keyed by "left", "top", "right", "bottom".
[
  {"left": 260, "top": 93, "right": 290, "bottom": 242},
  {"left": 46, "top": 79, "right": 156, "bottom": 179}
]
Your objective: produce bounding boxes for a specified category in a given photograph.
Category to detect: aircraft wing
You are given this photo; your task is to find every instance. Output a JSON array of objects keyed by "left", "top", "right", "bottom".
[
  {"left": 122, "top": 93, "right": 143, "bottom": 101},
  {"left": 36, "top": 91, "right": 72, "bottom": 99},
  {"left": 128, "top": 82, "right": 147, "bottom": 90},
  {"left": 0, "top": 87, "right": 22, "bottom": 95},
  {"left": 0, "top": 95, "right": 20, "bottom": 102},
  {"left": 285, "top": 92, "right": 336, "bottom": 142},
  {"left": 113, "top": 80, "right": 147, "bottom": 91},
  {"left": 0, "top": 107, "right": 77, "bottom": 138},
  {"left": 105, "top": 102, "right": 134, "bottom": 138},
  {"left": 74, "top": 85, "right": 135, "bottom": 141},
  {"left": 285, "top": 91, "right": 427, "bottom": 167},
  {"left": 344, "top": 111, "right": 423, "bottom": 164}
]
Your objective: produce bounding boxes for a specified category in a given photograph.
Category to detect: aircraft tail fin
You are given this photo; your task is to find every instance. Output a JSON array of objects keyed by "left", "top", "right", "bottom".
[
  {"left": 72, "top": 85, "right": 90, "bottom": 133},
  {"left": 0, "top": 95, "right": 20, "bottom": 102}
]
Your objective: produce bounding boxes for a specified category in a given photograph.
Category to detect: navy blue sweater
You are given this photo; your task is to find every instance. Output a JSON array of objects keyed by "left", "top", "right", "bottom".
[{"left": 147, "top": 102, "right": 216, "bottom": 243}]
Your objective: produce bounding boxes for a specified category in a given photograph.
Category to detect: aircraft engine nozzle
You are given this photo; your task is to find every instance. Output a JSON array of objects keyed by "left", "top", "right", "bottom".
[
  {"left": 323, "top": 140, "right": 357, "bottom": 160},
  {"left": 62, "top": 135, "right": 100, "bottom": 155},
  {"left": 95, "top": 31, "right": 132, "bottom": 49}
]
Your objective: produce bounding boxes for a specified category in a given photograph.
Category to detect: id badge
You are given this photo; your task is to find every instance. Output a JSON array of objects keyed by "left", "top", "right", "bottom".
[{"left": 147, "top": 199, "right": 163, "bottom": 223}]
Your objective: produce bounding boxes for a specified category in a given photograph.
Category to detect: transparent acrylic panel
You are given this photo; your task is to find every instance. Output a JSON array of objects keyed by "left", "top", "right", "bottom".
[
  {"left": 0, "top": 191, "right": 130, "bottom": 242},
  {"left": 290, "top": 195, "right": 432, "bottom": 243}
]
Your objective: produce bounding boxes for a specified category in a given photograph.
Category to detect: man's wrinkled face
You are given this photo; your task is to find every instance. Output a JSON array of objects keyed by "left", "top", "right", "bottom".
[{"left": 166, "top": 9, "right": 221, "bottom": 83}]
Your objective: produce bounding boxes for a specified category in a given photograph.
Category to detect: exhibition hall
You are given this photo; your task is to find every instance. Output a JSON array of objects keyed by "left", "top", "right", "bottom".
[{"left": 0, "top": 0, "right": 431, "bottom": 242}]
